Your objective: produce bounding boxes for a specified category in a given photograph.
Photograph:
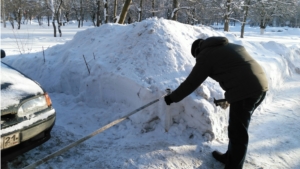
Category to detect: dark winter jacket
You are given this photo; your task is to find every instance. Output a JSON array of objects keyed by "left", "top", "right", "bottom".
[{"left": 170, "top": 37, "right": 268, "bottom": 103}]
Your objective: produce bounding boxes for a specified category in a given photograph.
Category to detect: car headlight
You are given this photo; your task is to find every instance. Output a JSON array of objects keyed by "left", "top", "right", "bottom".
[{"left": 18, "top": 93, "right": 52, "bottom": 117}]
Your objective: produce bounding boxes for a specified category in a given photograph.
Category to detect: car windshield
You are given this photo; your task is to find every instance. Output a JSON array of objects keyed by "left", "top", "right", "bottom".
[{"left": 1, "top": 63, "right": 43, "bottom": 110}]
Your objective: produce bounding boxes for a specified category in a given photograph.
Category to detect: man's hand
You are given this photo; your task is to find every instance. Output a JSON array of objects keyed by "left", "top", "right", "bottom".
[
  {"left": 164, "top": 95, "right": 173, "bottom": 105},
  {"left": 214, "top": 98, "right": 230, "bottom": 110}
]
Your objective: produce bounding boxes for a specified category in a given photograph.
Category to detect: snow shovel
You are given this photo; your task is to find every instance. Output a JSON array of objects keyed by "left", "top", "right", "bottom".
[{"left": 23, "top": 89, "right": 171, "bottom": 169}]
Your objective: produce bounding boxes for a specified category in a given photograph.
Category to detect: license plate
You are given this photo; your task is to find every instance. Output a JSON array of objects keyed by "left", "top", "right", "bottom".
[{"left": 1, "top": 132, "right": 20, "bottom": 150}]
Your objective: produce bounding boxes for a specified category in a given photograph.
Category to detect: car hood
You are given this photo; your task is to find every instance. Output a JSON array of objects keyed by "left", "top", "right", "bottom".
[{"left": 1, "top": 62, "right": 44, "bottom": 115}]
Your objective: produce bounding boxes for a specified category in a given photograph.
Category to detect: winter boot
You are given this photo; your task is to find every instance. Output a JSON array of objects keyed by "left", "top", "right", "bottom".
[{"left": 212, "top": 151, "right": 227, "bottom": 164}]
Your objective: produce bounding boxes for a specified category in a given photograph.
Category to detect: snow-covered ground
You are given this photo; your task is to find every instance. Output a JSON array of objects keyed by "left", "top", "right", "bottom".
[{"left": 1, "top": 19, "right": 300, "bottom": 169}]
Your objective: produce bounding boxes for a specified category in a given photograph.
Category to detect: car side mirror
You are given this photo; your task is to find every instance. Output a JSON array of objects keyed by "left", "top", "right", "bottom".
[{"left": 1, "top": 50, "right": 6, "bottom": 58}]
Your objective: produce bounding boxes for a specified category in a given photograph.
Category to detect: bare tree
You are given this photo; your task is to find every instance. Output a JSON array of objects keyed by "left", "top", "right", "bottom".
[
  {"left": 61, "top": 0, "right": 74, "bottom": 23},
  {"left": 3, "top": 0, "right": 25, "bottom": 29},
  {"left": 72, "top": 0, "right": 84, "bottom": 28},
  {"left": 251, "top": 0, "right": 297, "bottom": 34},
  {"left": 240, "top": 0, "right": 251, "bottom": 38},
  {"left": 45, "top": 0, "right": 63, "bottom": 37}
]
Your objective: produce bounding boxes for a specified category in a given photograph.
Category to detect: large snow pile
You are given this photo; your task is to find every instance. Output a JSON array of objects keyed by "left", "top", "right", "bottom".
[
  {"left": 5, "top": 18, "right": 229, "bottom": 141},
  {"left": 5, "top": 18, "right": 300, "bottom": 143}
]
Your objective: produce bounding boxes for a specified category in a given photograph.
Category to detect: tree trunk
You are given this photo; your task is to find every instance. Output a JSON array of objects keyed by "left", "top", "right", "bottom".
[
  {"left": 138, "top": 0, "right": 143, "bottom": 22},
  {"left": 167, "top": 8, "right": 170, "bottom": 19},
  {"left": 65, "top": 12, "right": 70, "bottom": 22},
  {"left": 80, "top": 0, "right": 83, "bottom": 27},
  {"left": 259, "top": 16, "right": 267, "bottom": 35},
  {"left": 272, "top": 16, "right": 277, "bottom": 27},
  {"left": 57, "top": 9, "right": 62, "bottom": 37},
  {"left": 52, "top": 21, "right": 57, "bottom": 37},
  {"left": 260, "top": 28, "right": 265, "bottom": 35},
  {"left": 3, "top": 19, "right": 6, "bottom": 28},
  {"left": 240, "top": 0, "right": 250, "bottom": 38},
  {"left": 24, "top": 11, "right": 28, "bottom": 24},
  {"left": 260, "top": 18, "right": 267, "bottom": 35},
  {"left": 37, "top": 16, "right": 42, "bottom": 26},
  {"left": 191, "top": 6, "right": 196, "bottom": 25},
  {"left": 224, "top": 0, "right": 231, "bottom": 32},
  {"left": 29, "top": 15, "right": 32, "bottom": 25},
  {"left": 97, "top": 0, "right": 101, "bottom": 26},
  {"left": 114, "top": 0, "right": 117, "bottom": 22},
  {"left": 118, "top": 0, "right": 132, "bottom": 24},
  {"left": 92, "top": 13, "right": 96, "bottom": 26},
  {"left": 2, "top": 2, "right": 6, "bottom": 28},
  {"left": 58, "top": 23, "right": 62, "bottom": 37},
  {"left": 17, "top": 9, "right": 22, "bottom": 29},
  {"left": 127, "top": 16, "right": 131, "bottom": 24},
  {"left": 9, "top": 19, "right": 14, "bottom": 29},
  {"left": 104, "top": 0, "right": 108, "bottom": 23},
  {"left": 172, "top": 0, "right": 179, "bottom": 21},
  {"left": 152, "top": 0, "right": 155, "bottom": 17}
]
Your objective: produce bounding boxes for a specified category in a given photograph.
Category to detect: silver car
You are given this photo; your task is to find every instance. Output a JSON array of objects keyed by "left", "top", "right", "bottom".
[{"left": 1, "top": 50, "right": 56, "bottom": 161}]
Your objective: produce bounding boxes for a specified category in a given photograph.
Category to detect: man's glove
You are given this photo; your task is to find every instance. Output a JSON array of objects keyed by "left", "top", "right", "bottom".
[
  {"left": 164, "top": 95, "right": 173, "bottom": 105},
  {"left": 214, "top": 98, "right": 230, "bottom": 110}
]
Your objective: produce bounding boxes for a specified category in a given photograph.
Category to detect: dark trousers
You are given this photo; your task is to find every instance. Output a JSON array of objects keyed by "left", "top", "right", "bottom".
[{"left": 225, "top": 92, "right": 266, "bottom": 169}]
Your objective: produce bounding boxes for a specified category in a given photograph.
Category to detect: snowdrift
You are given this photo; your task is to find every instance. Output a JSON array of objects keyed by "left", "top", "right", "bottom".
[{"left": 4, "top": 18, "right": 300, "bottom": 142}]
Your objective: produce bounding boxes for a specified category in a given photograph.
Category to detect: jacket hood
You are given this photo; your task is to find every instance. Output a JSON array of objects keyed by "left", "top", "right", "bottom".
[{"left": 195, "top": 37, "right": 228, "bottom": 56}]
